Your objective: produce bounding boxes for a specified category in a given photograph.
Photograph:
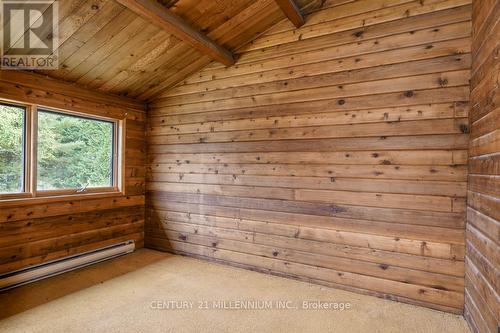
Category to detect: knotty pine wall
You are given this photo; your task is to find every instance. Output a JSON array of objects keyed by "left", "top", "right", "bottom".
[
  {"left": 146, "top": 0, "right": 472, "bottom": 313},
  {"left": 0, "top": 71, "right": 146, "bottom": 274},
  {"left": 464, "top": 1, "right": 499, "bottom": 332}
]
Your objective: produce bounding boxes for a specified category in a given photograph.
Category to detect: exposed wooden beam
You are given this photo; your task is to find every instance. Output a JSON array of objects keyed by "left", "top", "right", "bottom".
[
  {"left": 115, "top": 0, "right": 235, "bottom": 66},
  {"left": 275, "top": 0, "right": 305, "bottom": 28}
]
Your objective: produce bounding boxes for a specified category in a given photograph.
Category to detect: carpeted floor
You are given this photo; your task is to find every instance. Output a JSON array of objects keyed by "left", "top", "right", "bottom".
[{"left": 0, "top": 249, "right": 470, "bottom": 333}]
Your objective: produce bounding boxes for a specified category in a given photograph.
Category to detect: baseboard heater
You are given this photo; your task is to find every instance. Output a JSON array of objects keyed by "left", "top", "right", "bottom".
[{"left": 0, "top": 240, "right": 135, "bottom": 292}]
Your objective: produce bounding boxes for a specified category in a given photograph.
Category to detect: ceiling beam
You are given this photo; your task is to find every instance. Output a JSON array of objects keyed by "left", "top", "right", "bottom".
[
  {"left": 274, "top": 0, "right": 305, "bottom": 28},
  {"left": 116, "top": 0, "right": 235, "bottom": 66}
]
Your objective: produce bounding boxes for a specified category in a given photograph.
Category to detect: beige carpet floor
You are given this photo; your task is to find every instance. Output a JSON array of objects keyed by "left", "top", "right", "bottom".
[{"left": 0, "top": 249, "right": 470, "bottom": 333}]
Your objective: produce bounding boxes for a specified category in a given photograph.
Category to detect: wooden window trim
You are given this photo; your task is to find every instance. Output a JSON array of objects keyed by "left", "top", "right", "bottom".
[
  {"left": 0, "top": 101, "right": 30, "bottom": 200},
  {"left": 0, "top": 191, "right": 125, "bottom": 207},
  {"left": 0, "top": 99, "right": 125, "bottom": 203}
]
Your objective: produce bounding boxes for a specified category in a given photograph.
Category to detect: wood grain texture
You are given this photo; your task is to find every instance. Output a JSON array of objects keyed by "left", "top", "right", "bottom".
[
  {"left": 275, "top": 0, "right": 305, "bottom": 28},
  {"left": 0, "top": 71, "right": 147, "bottom": 274},
  {"left": 27, "top": 0, "right": 321, "bottom": 100},
  {"left": 464, "top": 1, "right": 500, "bottom": 332},
  {"left": 146, "top": 0, "right": 472, "bottom": 313},
  {"left": 115, "top": 0, "right": 234, "bottom": 66}
]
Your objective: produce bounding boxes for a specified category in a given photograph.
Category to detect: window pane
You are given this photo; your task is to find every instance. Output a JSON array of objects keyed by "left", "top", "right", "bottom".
[
  {"left": 37, "top": 110, "right": 114, "bottom": 191},
  {"left": 0, "top": 104, "right": 25, "bottom": 194}
]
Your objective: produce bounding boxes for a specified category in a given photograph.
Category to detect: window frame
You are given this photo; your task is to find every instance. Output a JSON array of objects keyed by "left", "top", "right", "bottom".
[
  {"left": 0, "top": 99, "right": 124, "bottom": 202},
  {"left": 0, "top": 101, "right": 31, "bottom": 200}
]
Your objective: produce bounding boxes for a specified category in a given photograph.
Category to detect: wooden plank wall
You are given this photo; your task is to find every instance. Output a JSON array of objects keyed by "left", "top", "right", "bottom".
[
  {"left": 146, "top": 0, "right": 472, "bottom": 313},
  {"left": 0, "top": 71, "right": 147, "bottom": 274},
  {"left": 464, "top": 1, "right": 499, "bottom": 332}
]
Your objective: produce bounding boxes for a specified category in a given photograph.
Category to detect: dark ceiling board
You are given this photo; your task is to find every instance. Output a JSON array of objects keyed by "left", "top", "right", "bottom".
[
  {"left": 274, "top": 0, "right": 305, "bottom": 28},
  {"left": 115, "top": 0, "right": 235, "bottom": 66}
]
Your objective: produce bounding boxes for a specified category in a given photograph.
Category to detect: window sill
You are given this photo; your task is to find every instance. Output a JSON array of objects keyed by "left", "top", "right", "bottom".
[{"left": 0, "top": 190, "right": 124, "bottom": 207}]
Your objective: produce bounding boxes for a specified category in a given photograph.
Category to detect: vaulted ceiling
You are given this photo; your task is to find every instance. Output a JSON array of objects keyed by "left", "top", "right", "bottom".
[{"left": 18, "top": 0, "right": 323, "bottom": 101}]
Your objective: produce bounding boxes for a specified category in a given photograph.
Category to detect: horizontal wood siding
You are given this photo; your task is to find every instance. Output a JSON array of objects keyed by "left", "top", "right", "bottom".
[
  {"left": 146, "top": 0, "right": 472, "bottom": 313},
  {"left": 0, "top": 72, "right": 147, "bottom": 274},
  {"left": 464, "top": 1, "right": 499, "bottom": 332}
]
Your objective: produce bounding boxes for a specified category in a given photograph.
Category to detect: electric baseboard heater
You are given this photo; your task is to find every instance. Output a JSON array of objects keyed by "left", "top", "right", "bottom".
[{"left": 0, "top": 240, "right": 135, "bottom": 292}]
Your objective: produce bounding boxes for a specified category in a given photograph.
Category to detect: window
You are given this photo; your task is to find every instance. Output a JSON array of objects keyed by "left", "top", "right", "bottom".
[
  {"left": 0, "top": 101, "right": 122, "bottom": 201},
  {"left": 37, "top": 110, "right": 115, "bottom": 191},
  {"left": 0, "top": 103, "right": 26, "bottom": 194}
]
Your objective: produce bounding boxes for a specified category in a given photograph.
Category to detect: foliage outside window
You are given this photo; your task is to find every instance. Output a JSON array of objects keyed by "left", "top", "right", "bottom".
[
  {"left": 37, "top": 110, "right": 114, "bottom": 191},
  {"left": 0, "top": 104, "right": 25, "bottom": 194},
  {"left": 0, "top": 101, "right": 120, "bottom": 200}
]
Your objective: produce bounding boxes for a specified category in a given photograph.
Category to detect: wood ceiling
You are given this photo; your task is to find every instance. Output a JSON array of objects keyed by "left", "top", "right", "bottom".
[{"left": 17, "top": 0, "right": 323, "bottom": 101}]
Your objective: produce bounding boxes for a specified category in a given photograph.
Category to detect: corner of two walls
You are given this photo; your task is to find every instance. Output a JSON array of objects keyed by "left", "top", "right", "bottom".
[
  {"left": 0, "top": 0, "right": 494, "bottom": 326},
  {"left": 464, "top": 1, "right": 499, "bottom": 333},
  {"left": 145, "top": 0, "right": 473, "bottom": 314},
  {"left": 0, "top": 72, "right": 147, "bottom": 274}
]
